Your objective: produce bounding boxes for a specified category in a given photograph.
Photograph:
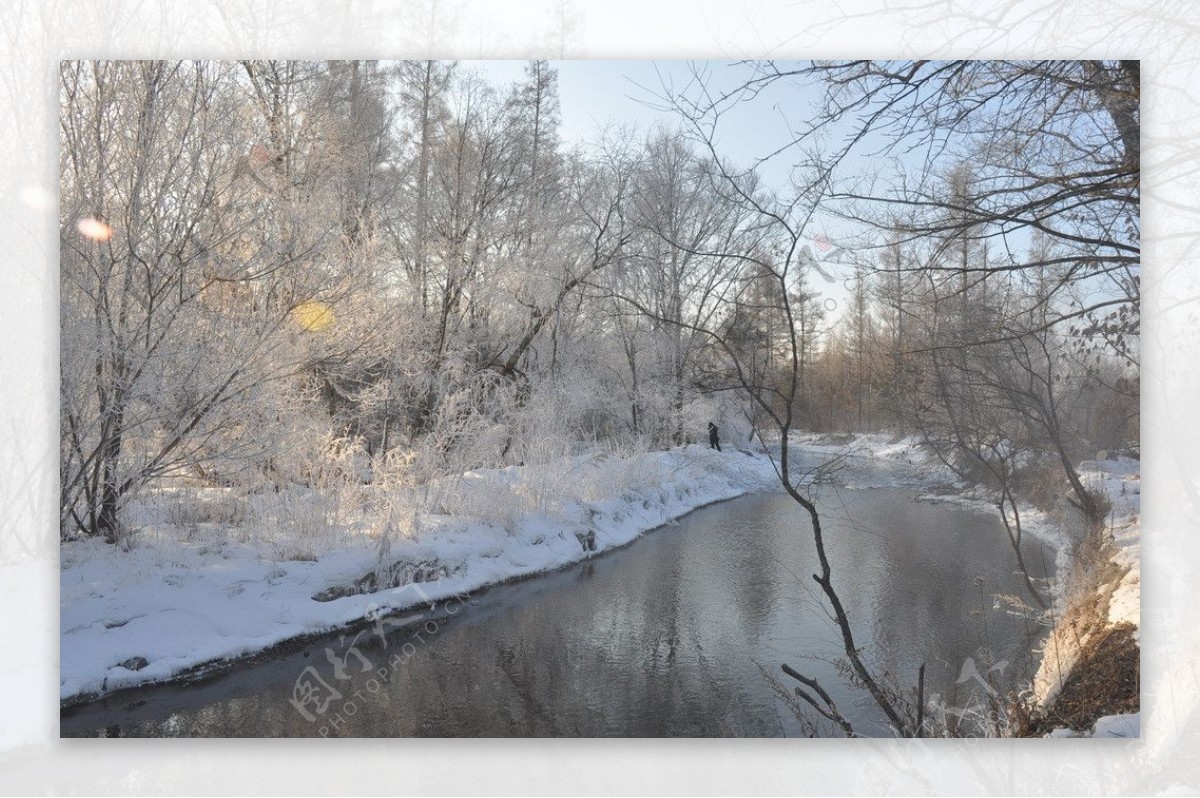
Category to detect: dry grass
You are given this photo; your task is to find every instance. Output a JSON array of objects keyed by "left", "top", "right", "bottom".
[
  {"left": 1018, "top": 622, "right": 1140, "bottom": 736},
  {"left": 1016, "top": 510, "right": 1139, "bottom": 736}
]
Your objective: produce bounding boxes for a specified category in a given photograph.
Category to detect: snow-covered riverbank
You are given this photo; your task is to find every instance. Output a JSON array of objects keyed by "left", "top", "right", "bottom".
[
  {"left": 60, "top": 431, "right": 1140, "bottom": 727},
  {"left": 1029, "top": 456, "right": 1141, "bottom": 738},
  {"left": 61, "top": 444, "right": 782, "bottom": 704},
  {"left": 61, "top": 433, "right": 939, "bottom": 705}
]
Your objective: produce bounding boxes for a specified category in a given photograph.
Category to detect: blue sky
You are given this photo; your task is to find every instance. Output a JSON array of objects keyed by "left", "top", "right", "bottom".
[
  {"left": 465, "top": 60, "right": 823, "bottom": 186},
  {"left": 465, "top": 59, "right": 858, "bottom": 312},
  {"left": 467, "top": 60, "right": 682, "bottom": 143}
]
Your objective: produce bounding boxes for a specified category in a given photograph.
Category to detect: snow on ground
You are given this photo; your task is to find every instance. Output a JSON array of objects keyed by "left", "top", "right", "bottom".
[
  {"left": 62, "top": 433, "right": 944, "bottom": 704},
  {"left": 790, "top": 431, "right": 940, "bottom": 471},
  {"left": 787, "top": 431, "right": 954, "bottom": 488},
  {"left": 1092, "top": 711, "right": 1141, "bottom": 738},
  {"left": 1047, "top": 711, "right": 1141, "bottom": 739},
  {"left": 1046, "top": 710, "right": 1137, "bottom": 739},
  {"left": 61, "top": 430, "right": 1139, "bottom": 721},
  {"left": 1085, "top": 457, "right": 1142, "bottom": 637},
  {"left": 1030, "top": 456, "right": 1141, "bottom": 722},
  {"left": 60, "top": 444, "right": 781, "bottom": 703}
]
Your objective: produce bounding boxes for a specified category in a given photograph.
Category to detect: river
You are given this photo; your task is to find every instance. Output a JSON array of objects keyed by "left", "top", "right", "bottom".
[{"left": 61, "top": 465, "right": 1055, "bottom": 737}]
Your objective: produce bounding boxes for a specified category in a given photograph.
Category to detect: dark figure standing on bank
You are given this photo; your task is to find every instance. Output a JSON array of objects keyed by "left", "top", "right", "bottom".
[{"left": 708, "top": 422, "right": 721, "bottom": 451}]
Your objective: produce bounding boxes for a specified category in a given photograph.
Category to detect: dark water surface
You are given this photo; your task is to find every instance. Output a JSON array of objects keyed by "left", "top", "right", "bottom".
[{"left": 61, "top": 476, "right": 1055, "bottom": 737}]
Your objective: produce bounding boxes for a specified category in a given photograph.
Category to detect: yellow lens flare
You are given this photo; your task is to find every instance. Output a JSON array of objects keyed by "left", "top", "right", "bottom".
[
  {"left": 77, "top": 216, "right": 113, "bottom": 241},
  {"left": 291, "top": 300, "right": 334, "bottom": 332}
]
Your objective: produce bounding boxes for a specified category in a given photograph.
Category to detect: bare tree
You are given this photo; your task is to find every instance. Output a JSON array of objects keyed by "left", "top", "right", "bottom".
[
  {"left": 59, "top": 60, "right": 362, "bottom": 541},
  {"left": 393, "top": 59, "right": 455, "bottom": 314},
  {"left": 737, "top": 60, "right": 1137, "bottom": 316},
  {"left": 627, "top": 128, "right": 753, "bottom": 444},
  {"left": 609, "top": 68, "right": 919, "bottom": 736}
]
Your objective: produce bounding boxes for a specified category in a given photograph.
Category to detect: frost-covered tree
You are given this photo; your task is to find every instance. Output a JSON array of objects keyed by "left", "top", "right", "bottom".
[
  {"left": 60, "top": 60, "right": 387, "bottom": 541},
  {"left": 627, "top": 130, "right": 748, "bottom": 445}
]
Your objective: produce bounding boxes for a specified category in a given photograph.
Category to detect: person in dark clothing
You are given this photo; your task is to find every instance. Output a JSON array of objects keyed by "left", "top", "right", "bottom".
[{"left": 707, "top": 421, "right": 721, "bottom": 451}]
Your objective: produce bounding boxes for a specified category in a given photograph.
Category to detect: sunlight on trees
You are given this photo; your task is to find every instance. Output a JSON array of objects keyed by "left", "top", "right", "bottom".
[{"left": 58, "top": 58, "right": 1138, "bottom": 738}]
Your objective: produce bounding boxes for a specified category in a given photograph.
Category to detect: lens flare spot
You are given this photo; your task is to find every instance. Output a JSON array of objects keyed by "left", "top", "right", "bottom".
[
  {"left": 291, "top": 301, "right": 334, "bottom": 332},
  {"left": 77, "top": 216, "right": 112, "bottom": 241}
]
